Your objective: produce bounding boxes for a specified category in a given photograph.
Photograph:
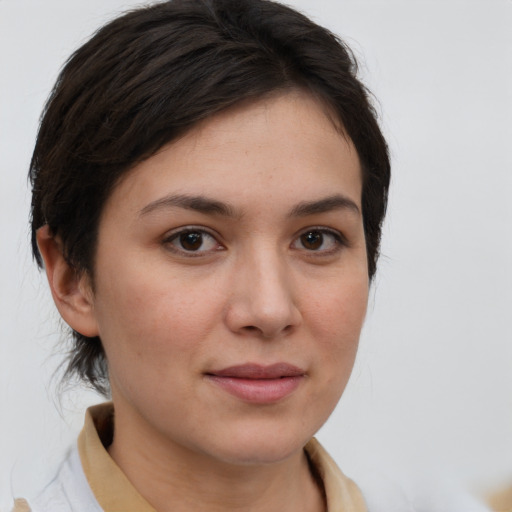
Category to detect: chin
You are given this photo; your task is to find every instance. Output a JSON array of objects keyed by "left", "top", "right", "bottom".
[{"left": 198, "top": 419, "right": 316, "bottom": 467}]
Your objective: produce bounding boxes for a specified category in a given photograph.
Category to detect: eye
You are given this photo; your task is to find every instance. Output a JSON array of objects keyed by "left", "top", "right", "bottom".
[
  {"left": 291, "top": 228, "right": 345, "bottom": 253},
  {"left": 164, "top": 228, "right": 222, "bottom": 255}
]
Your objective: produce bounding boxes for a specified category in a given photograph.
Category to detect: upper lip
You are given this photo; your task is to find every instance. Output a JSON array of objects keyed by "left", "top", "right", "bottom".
[{"left": 207, "top": 363, "right": 305, "bottom": 379}]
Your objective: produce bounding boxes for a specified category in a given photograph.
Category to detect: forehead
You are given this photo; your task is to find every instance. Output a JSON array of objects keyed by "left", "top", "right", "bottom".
[{"left": 101, "top": 91, "right": 362, "bottom": 221}]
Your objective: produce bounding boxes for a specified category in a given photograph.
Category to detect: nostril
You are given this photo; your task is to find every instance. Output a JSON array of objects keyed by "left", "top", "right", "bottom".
[{"left": 241, "top": 323, "right": 295, "bottom": 339}]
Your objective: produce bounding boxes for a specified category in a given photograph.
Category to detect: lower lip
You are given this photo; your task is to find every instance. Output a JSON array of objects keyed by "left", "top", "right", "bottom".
[{"left": 206, "top": 375, "right": 303, "bottom": 404}]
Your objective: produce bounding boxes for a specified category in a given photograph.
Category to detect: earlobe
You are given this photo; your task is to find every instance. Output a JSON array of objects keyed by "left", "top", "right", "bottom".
[{"left": 36, "top": 225, "right": 99, "bottom": 338}]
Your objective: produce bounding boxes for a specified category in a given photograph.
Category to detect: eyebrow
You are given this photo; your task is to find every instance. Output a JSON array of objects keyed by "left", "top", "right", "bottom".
[
  {"left": 288, "top": 194, "right": 360, "bottom": 217},
  {"left": 139, "top": 193, "right": 360, "bottom": 219},
  {"left": 139, "top": 194, "right": 240, "bottom": 218}
]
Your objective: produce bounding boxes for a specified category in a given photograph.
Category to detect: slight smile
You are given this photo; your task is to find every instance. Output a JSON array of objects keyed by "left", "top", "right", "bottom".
[{"left": 205, "top": 363, "right": 306, "bottom": 404}]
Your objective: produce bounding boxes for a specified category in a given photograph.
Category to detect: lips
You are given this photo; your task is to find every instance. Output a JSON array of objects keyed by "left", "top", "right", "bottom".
[{"left": 205, "top": 363, "right": 305, "bottom": 404}]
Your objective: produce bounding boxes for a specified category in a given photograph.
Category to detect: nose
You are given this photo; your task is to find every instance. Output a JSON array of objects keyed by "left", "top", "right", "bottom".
[{"left": 224, "top": 247, "right": 302, "bottom": 339}]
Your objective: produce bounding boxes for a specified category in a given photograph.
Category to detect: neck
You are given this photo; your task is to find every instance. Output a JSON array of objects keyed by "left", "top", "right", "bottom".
[{"left": 108, "top": 403, "right": 325, "bottom": 512}]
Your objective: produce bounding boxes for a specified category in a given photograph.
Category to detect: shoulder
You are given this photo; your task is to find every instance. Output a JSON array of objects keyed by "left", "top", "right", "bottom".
[
  {"left": 11, "top": 498, "right": 31, "bottom": 512},
  {"left": 11, "top": 444, "right": 103, "bottom": 512},
  {"left": 488, "top": 484, "right": 512, "bottom": 512}
]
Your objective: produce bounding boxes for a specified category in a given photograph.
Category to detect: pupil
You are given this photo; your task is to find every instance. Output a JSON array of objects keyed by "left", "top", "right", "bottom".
[
  {"left": 180, "top": 232, "right": 202, "bottom": 250},
  {"left": 302, "top": 231, "right": 322, "bottom": 250}
]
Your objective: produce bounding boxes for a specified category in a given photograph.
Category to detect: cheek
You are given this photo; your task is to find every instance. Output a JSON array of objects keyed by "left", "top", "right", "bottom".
[
  {"left": 308, "top": 273, "right": 368, "bottom": 341},
  {"left": 306, "top": 274, "right": 368, "bottom": 385},
  {"left": 92, "top": 263, "right": 224, "bottom": 368},
  {"left": 296, "top": 275, "right": 367, "bottom": 434}
]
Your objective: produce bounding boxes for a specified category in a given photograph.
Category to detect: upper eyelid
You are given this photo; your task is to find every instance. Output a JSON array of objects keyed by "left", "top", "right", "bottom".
[
  {"left": 161, "top": 225, "right": 348, "bottom": 248},
  {"left": 162, "top": 225, "right": 222, "bottom": 241},
  {"left": 294, "top": 226, "right": 348, "bottom": 243},
  {"left": 161, "top": 227, "right": 225, "bottom": 257},
  {"left": 290, "top": 227, "right": 349, "bottom": 257}
]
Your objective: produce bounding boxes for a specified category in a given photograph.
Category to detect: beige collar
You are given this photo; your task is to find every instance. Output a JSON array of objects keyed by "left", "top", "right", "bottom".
[
  {"left": 78, "top": 403, "right": 156, "bottom": 512},
  {"left": 78, "top": 403, "right": 367, "bottom": 512},
  {"left": 487, "top": 485, "right": 512, "bottom": 512}
]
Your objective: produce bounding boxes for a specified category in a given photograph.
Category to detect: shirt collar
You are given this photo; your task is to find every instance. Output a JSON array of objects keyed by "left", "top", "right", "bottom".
[
  {"left": 78, "top": 402, "right": 156, "bottom": 512},
  {"left": 78, "top": 402, "right": 366, "bottom": 512}
]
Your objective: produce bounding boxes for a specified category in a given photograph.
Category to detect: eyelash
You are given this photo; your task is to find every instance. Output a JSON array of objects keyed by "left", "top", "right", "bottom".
[
  {"left": 162, "top": 226, "right": 347, "bottom": 257},
  {"left": 163, "top": 226, "right": 224, "bottom": 257},
  {"left": 291, "top": 227, "right": 348, "bottom": 255}
]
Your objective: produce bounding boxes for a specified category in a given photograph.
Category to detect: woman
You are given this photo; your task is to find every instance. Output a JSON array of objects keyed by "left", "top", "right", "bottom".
[{"left": 13, "top": 0, "right": 390, "bottom": 510}]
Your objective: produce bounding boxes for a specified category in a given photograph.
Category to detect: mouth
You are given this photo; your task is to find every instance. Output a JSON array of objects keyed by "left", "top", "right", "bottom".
[{"left": 205, "top": 363, "right": 306, "bottom": 404}]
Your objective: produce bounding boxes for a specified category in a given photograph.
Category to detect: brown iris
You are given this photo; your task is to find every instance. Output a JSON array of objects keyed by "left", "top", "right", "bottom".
[
  {"left": 300, "top": 231, "right": 323, "bottom": 250},
  {"left": 180, "top": 232, "right": 203, "bottom": 251}
]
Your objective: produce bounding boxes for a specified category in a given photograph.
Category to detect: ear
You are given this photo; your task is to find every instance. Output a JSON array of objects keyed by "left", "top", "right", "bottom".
[{"left": 37, "top": 225, "right": 99, "bottom": 337}]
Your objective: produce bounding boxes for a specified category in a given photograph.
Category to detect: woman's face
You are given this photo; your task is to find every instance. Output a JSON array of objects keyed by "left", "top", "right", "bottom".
[{"left": 86, "top": 91, "right": 368, "bottom": 465}]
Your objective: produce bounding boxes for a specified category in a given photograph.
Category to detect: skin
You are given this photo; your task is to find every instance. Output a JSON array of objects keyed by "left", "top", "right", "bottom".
[{"left": 38, "top": 91, "right": 369, "bottom": 512}]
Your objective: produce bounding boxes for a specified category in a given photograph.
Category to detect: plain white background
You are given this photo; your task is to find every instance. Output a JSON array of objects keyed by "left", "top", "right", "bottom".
[{"left": 1, "top": 0, "right": 511, "bottom": 510}]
